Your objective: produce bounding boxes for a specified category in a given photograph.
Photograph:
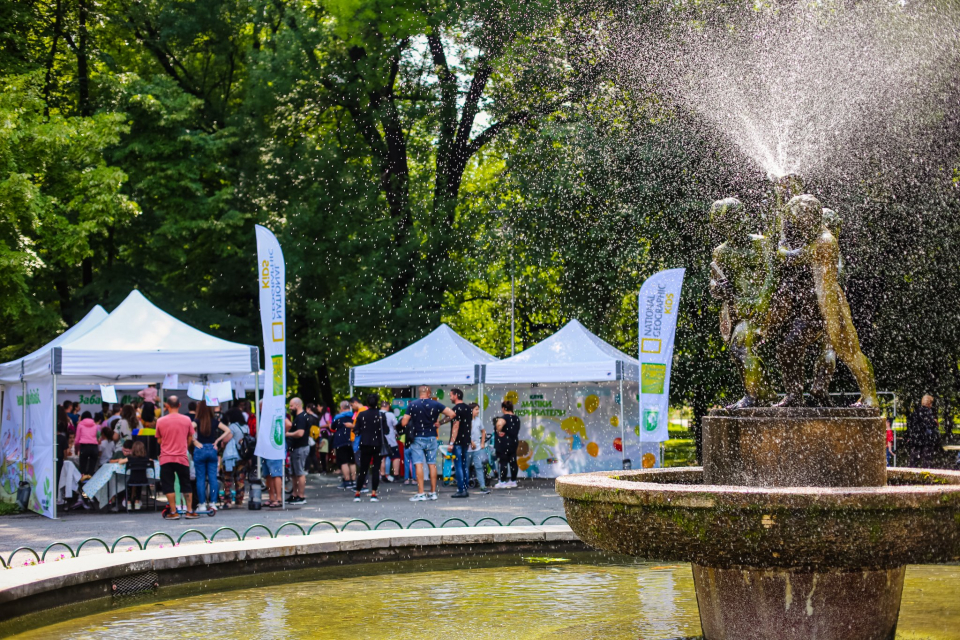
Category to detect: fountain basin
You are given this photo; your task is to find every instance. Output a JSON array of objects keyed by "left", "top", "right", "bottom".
[{"left": 556, "top": 467, "right": 960, "bottom": 570}]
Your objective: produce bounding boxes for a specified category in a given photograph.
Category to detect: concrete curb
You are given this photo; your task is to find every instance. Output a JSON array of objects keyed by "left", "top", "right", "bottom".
[{"left": 0, "top": 525, "right": 580, "bottom": 625}]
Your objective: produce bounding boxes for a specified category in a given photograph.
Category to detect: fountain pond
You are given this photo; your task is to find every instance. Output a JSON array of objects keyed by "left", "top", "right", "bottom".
[{"left": 3, "top": 553, "right": 960, "bottom": 639}]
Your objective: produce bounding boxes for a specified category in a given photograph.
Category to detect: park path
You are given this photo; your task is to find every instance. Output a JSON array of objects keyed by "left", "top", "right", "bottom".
[{"left": 0, "top": 475, "right": 566, "bottom": 564}]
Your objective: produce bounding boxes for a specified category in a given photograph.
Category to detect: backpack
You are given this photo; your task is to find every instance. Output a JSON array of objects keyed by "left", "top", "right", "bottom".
[{"left": 235, "top": 423, "right": 257, "bottom": 461}]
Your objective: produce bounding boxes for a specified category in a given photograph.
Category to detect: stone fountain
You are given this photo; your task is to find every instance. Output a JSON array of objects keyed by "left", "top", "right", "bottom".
[{"left": 557, "top": 188, "right": 960, "bottom": 640}]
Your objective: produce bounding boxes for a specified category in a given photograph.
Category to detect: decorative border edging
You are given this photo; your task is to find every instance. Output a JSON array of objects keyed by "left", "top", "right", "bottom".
[
  {"left": 4, "top": 516, "right": 568, "bottom": 568},
  {"left": 0, "top": 524, "right": 580, "bottom": 627}
]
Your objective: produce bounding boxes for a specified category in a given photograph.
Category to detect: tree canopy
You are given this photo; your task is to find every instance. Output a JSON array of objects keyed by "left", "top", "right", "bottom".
[{"left": 2, "top": 0, "right": 960, "bottom": 427}]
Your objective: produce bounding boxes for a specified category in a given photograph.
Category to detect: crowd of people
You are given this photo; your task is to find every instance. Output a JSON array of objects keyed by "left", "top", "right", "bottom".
[
  {"left": 54, "top": 382, "right": 528, "bottom": 518},
  {"left": 56, "top": 389, "right": 258, "bottom": 514}
]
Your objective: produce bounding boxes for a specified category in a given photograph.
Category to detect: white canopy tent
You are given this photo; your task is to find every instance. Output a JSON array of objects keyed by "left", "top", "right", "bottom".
[
  {"left": 0, "top": 305, "right": 109, "bottom": 385},
  {"left": 350, "top": 324, "right": 498, "bottom": 389},
  {"left": 49, "top": 290, "right": 258, "bottom": 383},
  {"left": 0, "top": 290, "right": 260, "bottom": 518},
  {"left": 485, "top": 319, "right": 640, "bottom": 384},
  {"left": 485, "top": 319, "right": 641, "bottom": 473}
]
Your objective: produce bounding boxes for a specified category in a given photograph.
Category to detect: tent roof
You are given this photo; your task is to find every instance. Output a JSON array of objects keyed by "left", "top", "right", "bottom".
[
  {"left": 11, "top": 290, "right": 259, "bottom": 382},
  {"left": 484, "top": 319, "right": 640, "bottom": 384},
  {"left": 0, "top": 305, "right": 109, "bottom": 384},
  {"left": 351, "top": 324, "right": 498, "bottom": 387}
]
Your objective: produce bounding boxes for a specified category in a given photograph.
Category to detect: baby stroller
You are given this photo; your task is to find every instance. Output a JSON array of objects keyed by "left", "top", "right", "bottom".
[{"left": 469, "top": 446, "right": 497, "bottom": 488}]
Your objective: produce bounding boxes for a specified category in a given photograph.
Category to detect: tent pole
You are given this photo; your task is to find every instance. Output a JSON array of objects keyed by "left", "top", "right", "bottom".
[
  {"left": 20, "top": 381, "right": 26, "bottom": 483},
  {"left": 254, "top": 369, "right": 261, "bottom": 492},
  {"left": 52, "top": 373, "right": 58, "bottom": 519},
  {"left": 619, "top": 377, "right": 625, "bottom": 466}
]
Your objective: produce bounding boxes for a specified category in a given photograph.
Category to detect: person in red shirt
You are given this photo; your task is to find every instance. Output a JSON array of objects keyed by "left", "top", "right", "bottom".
[{"left": 156, "top": 395, "right": 198, "bottom": 519}]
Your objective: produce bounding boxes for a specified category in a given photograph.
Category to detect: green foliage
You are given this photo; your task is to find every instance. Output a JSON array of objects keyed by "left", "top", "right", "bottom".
[
  {"left": 0, "top": 0, "right": 959, "bottom": 420},
  {"left": 0, "top": 73, "right": 136, "bottom": 358}
]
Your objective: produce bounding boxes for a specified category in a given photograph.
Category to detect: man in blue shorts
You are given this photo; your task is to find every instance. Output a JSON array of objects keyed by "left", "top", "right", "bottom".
[{"left": 401, "top": 386, "right": 455, "bottom": 501}]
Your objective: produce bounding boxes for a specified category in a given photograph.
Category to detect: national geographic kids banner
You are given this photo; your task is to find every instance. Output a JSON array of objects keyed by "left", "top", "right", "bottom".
[
  {"left": 24, "top": 380, "right": 55, "bottom": 517},
  {"left": 637, "top": 268, "right": 685, "bottom": 467},
  {"left": 0, "top": 386, "right": 24, "bottom": 503},
  {"left": 484, "top": 383, "right": 639, "bottom": 478},
  {"left": 255, "top": 224, "right": 287, "bottom": 461}
]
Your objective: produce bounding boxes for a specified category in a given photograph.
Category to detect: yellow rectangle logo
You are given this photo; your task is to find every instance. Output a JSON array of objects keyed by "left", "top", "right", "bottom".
[
  {"left": 641, "top": 338, "right": 662, "bottom": 354},
  {"left": 271, "top": 322, "right": 284, "bottom": 342}
]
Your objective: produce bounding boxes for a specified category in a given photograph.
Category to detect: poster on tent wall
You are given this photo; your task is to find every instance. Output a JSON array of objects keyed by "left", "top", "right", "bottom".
[
  {"left": 484, "top": 383, "right": 639, "bottom": 478},
  {"left": 254, "top": 224, "right": 286, "bottom": 461},
  {"left": 637, "top": 268, "right": 685, "bottom": 469},
  {"left": 0, "top": 385, "right": 23, "bottom": 503},
  {"left": 23, "top": 380, "right": 55, "bottom": 517}
]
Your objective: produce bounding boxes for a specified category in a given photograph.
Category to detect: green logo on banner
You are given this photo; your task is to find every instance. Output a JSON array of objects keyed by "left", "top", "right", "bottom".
[
  {"left": 641, "top": 363, "right": 666, "bottom": 394},
  {"left": 273, "top": 415, "right": 283, "bottom": 446},
  {"left": 643, "top": 409, "right": 659, "bottom": 432},
  {"left": 271, "top": 355, "right": 284, "bottom": 396}
]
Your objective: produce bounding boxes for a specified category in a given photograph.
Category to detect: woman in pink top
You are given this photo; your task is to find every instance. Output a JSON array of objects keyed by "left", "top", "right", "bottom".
[{"left": 75, "top": 412, "right": 100, "bottom": 476}]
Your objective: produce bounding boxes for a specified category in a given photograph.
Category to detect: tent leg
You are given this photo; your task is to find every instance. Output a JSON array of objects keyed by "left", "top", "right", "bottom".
[
  {"left": 254, "top": 369, "right": 261, "bottom": 486},
  {"left": 619, "top": 378, "right": 625, "bottom": 466},
  {"left": 21, "top": 382, "right": 26, "bottom": 484},
  {"left": 159, "top": 384, "right": 164, "bottom": 412},
  {"left": 52, "top": 374, "right": 58, "bottom": 519}
]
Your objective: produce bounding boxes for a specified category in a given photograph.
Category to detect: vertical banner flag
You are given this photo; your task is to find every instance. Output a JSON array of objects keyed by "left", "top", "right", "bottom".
[
  {"left": 24, "top": 380, "right": 55, "bottom": 517},
  {"left": 638, "top": 268, "right": 685, "bottom": 468},
  {"left": 255, "top": 225, "right": 286, "bottom": 461}
]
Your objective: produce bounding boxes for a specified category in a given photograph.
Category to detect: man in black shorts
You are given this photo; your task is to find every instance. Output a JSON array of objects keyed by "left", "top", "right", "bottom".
[
  {"left": 332, "top": 400, "right": 356, "bottom": 489},
  {"left": 155, "top": 395, "right": 198, "bottom": 519}
]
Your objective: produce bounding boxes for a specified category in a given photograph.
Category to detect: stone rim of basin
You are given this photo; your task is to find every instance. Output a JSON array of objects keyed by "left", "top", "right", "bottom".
[{"left": 556, "top": 467, "right": 960, "bottom": 570}]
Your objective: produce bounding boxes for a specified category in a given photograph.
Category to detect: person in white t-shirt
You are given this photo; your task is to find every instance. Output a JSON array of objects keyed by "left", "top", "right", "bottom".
[
  {"left": 468, "top": 403, "right": 490, "bottom": 493},
  {"left": 380, "top": 401, "right": 400, "bottom": 482}
]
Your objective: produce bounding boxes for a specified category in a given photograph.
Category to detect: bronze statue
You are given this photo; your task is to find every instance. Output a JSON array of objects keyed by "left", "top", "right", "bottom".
[
  {"left": 776, "top": 195, "right": 878, "bottom": 407},
  {"left": 710, "top": 185, "right": 878, "bottom": 408},
  {"left": 709, "top": 197, "right": 777, "bottom": 408}
]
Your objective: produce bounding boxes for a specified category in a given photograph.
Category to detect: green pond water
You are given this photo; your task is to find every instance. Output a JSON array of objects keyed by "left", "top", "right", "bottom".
[{"left": 6, "top": 555, "right": 960, "bottom": 639}]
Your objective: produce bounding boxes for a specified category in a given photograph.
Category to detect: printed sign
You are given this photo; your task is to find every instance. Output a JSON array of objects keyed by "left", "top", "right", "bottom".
[{"left": 638, "top": 269, "right": 685, "bottom": 452}]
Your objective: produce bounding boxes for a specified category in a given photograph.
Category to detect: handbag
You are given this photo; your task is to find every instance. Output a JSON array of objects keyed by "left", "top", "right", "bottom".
[{"left": 378, "top": 413, "right": 391, "bottom": 457}]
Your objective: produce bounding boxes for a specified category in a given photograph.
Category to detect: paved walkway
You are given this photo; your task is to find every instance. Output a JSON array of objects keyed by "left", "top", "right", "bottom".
[{"left": 0, "top": 474, "right": 565, "bottom": 557}]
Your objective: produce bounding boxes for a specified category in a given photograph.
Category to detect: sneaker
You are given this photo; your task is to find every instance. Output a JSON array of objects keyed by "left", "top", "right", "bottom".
[
  {"left": 477, "top": 488, "right": 490, "bottom": 494},
  {"left": 428, "top": 492, "right": 438, "bottom": 501},
  {"left": 353, "top": 494, "right": 361, "bottom": 503},
  {"left": 134, "top": 501, "right": 142, "bottom": 510},
  {"left": 409, "top": 493, "right": 428, "bottom": 502},
  {"left": 451, "top": 492, "right": 468, "bottom": 499},
  {"left": 508, "top": 481, "right": 518, "bottom": 488},
  {"left": 338, "top": 480, "right": 351, "bottom": 489},
  {"left": 184, "top": 511, "right": 200, "bottom": 519},
  {"left": 208, "top": 503, "right": 217, "bottom": 513},
  {"left": 196, "top": 502, "right": 207, "bottom": 513},
  {"left": 370, "top": 494, "right": 380, "bottom": 502},
  {"left": 162, "top": 507, "right": 180, "bottom": 520},
  {"left": 288, "top": 496, "right": 306, "bottom": 505}
]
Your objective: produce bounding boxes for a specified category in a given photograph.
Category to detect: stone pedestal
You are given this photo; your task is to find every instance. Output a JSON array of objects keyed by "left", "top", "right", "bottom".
[
  {"left": 698, "top": 407, "right": 891, "bottom": 640},
  {"left": 703, "top": 407, "right": 886, "bottom": 487},
  {"left": 693, "top": 565, "right": 904, "bottom": 640}
]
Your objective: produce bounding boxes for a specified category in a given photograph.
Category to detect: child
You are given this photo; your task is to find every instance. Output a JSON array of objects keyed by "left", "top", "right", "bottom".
[
  {"left": 116, "top": 441, "right": 151, "bottom": 511},
  {"left": 97, "top": 426, "right": 116, "bottom": 468}
]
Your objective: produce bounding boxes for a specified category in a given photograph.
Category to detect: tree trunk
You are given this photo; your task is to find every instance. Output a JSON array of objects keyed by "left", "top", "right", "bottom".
[
  {"left": 317, "top": 363, "right": 335, "bottom": 410},
  {"left": 43, "top": 0, "right": 64, "bottom": 118},
  {"left": 692, "top": 398, "right": 709, "bottom": 465},
  {"left": 77, "top": 0, "right": 91, "bottom": 116}
]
